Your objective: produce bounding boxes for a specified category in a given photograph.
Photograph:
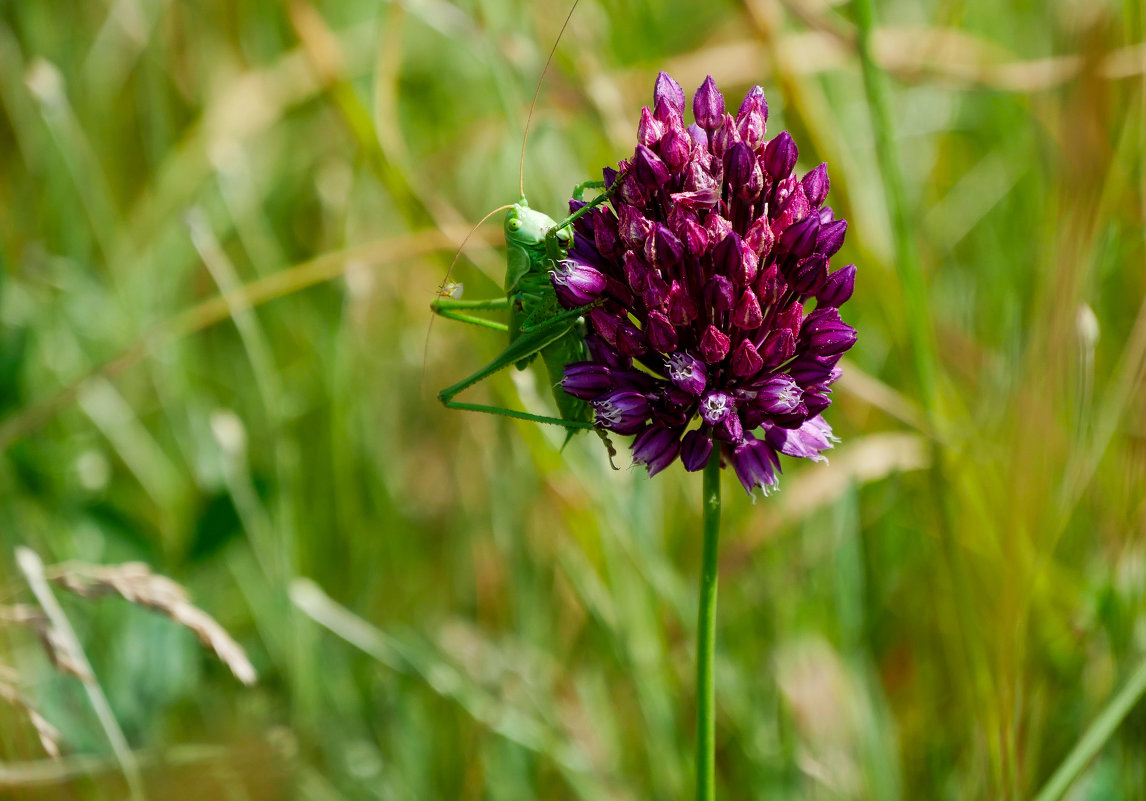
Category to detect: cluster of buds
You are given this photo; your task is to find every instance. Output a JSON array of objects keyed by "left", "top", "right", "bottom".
[{"left": 552, "top": 73, "right": 857, "bottom": 494}]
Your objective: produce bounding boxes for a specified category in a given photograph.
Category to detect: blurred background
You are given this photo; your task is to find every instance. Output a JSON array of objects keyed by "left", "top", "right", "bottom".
[{"left": 1, "top": 0, "right": 1144, "bottom": 798}]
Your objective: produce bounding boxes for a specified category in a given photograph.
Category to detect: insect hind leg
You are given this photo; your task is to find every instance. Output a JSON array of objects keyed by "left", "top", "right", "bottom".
[{"left": 437, "top": 319, "right": 595, "bottom": 432}]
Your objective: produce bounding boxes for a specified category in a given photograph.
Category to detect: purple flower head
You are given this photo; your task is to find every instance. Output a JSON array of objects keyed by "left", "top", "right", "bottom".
[{"left": 554, "top": 73, "right": 857, "bottom": 494}]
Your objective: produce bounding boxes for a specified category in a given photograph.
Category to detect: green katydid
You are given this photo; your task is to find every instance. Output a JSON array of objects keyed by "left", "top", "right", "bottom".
[
  {"left": 427, "top": 2, "right": 618, "bottom": 461},
  {"left": 429, "top": 184, "right": 617, "bottom": 459}
]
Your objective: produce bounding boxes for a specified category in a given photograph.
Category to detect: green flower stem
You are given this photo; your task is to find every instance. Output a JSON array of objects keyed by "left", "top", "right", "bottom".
[{"left": 696, "top": 455, "right": 722, "bottom": 801}]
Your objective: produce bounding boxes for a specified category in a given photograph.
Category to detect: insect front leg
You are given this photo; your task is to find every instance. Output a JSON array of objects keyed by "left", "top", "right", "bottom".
[
  {"left": 437, "top": 319, "right": 596, "bottom": 431},
  {"left": 429, "top": 296, "right": 511, "bottom": 333},
  {"left": 546, "top": 180, "right": 617, "bottom": 259},
  {"left": 571, "top": 180, "right": 606, "bottom": 202}
]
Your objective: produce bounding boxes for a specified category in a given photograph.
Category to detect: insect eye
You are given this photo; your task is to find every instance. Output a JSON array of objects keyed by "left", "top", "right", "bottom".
[
  {"left": 556, "top": 228, "right": 572, "bottom": 245},
  {"left": 507, "top": 218, "right": 522, "bottom": 232}
]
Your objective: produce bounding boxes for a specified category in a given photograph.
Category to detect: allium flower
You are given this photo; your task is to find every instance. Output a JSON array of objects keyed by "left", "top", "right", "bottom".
[{"left": 555, "top": 73, "right": 857, "bottom": 494}]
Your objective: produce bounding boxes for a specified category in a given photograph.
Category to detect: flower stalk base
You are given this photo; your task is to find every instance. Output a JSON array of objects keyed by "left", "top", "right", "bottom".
[{"left": 696, "top": 455, "right": 722, "bottom": 801}]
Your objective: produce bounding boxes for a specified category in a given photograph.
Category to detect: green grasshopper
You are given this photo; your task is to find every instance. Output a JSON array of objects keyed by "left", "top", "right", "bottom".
[
  {"left": 427, "top": 0, "right": 619, "bottom": 460},
  {"left": 429, "top": 181, "right": 617, "bottom": 460}
]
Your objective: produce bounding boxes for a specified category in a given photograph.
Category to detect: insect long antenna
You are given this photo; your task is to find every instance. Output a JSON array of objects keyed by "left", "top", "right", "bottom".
[
  {"left": 519, "top": 0, "right": 583, "bottom": 199},
  {"left": 422, "top": 204, "right": 515, "bottom": 396}
]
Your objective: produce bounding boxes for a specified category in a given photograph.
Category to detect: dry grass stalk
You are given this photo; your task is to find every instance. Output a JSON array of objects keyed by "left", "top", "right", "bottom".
[
  {"left": 0, "top": 664, "right": 61, "bottom": 758},
  {"left": 0, "top": 604, "right": 47, "bottom": 627},
  {"left": 45, "top": 561, "right": 257, "bottom": 686},
  {"left": 1, "top": 603, "right": 91, "bottom": 680}
]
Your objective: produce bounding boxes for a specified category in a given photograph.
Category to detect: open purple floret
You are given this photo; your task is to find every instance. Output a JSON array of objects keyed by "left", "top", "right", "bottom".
[{"left": 554, "top": 73, "right": 856, "bottom": 495}]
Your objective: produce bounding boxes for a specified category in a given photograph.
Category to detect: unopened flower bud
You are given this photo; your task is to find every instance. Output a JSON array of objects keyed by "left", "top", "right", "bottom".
[
  {"left": 800, "top": 307, "right": 856, "bottom": 357},
  {"left": 616, "top": 322, "right": 647, "bottom": 356},
  {"left": 737, "top": 85, "right": 769, "bottom": 125},
  {"left": 804, "top": 391, "right": 831, "bottom": 416},
  {"left": 622, "top": 251, "right": 648, "bottom": 294},
  {"left": 754, "top": 264, "right": 784, "bottom": 306},
  {"left": 776, "top": 303, "right": 803, "bottom": 337},
  {"left": 711, "top": 113, "right": 740, "bottom": 159},
  {"left": 764, "top": 131, "right": 798, "bottom": 180},
  {"left": 760, "top": 329, "right": 796, "bottom": 366},
  {"left": 645, "top": 223, "right": 683, "bottom": 270},
  {"left": 714, "top": 233, "right": 753, "bottom": 284},
  {"left": 731, "top": 340, "right": 764, "bottom": 377},
  {"left": 736, "top": 87, "right": 768, "bottom": 149},
  {"left": 745, "top": 215, "right": 775, "bottom": 259},
  {"left": 632, "top": 144, "right": 671, "bottom": 188},
  {"left": 772, "top": 185, "right": 811, "bottom": 234},
  {"left": 594, "top": 210, "right": 620, "bottom": 258},
  {"left": 617, "top": 204, "right": 653, "bottom": 249},
  {"left": 666, "top": 281, "right": 699, "bottom": 325},
  {"left": 704, "top": 213, "right": 733, "bottom": 244},
  {"left": 705, "top": 274, "right": 736, "bottom": 312},
  {"left": 789, "top": 254, "right": 828, "bottom": 296},
  {"left": 724, "top": 142, "right": 761, "bottom": 199},
  {"left": 660, "top": 127, "right": 691, "bottom": 171},
  {"left": 602, "top": 166, "right": 619, "bottom": 190},
  {"left": 733, "top": 288, "right": 764, "bottom": 329},
  {"left": 817, "top": 264, "right": 856, "bottom": 307},
  {"left": 802, "top": 163, "right": 830, "bottom": 207},
  {"left": 693, "top": 76, "right": 725, "bottom": 131},
  {"left": 654, "top": 71, "right": 686, "bottom": 116},
  {"left": 646, "top": 310, "right": 678, "bottom": 353},
  {"left": 789, "top": 355, "right": 834, "bottom": 388},
  {"left": 643, "top": 269, "right": 670, "bottom": 308},
  {"left": 778, "top": 214, "right": 820, "bottom": 259},
  {"left": 681, "top": 218, "right": 709, "bottom": 258},
  {"left": 699, "top": 325, "right": 731, "bottom": 363},
  {"left": 816, "top": 219, "right": 847, "bottom": 258},
  {"left": 638, "top": 107, "right": 664, "bottom": 147}
]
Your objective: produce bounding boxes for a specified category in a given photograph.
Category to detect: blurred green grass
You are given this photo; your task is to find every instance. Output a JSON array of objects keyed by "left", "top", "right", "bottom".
[{"left": 1, "top": 0, "right": 1144, "bottom": 799}]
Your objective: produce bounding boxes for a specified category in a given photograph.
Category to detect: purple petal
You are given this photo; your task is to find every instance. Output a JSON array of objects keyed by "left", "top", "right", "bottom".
[
  {"left": 699, "top": 391, "right": 735, "bottom": 425},
  {"left": 756, "top": 374, "right": 803, "bottom": 414},
  {"left": 562, "top": 363, "right": 615, "bottom": 400},
  {"left": 680, "top": 429, "right": 714, "bottom": 472},
  {"left": 666, "top": 351, "right": 707, "bottom": 395},
  {"left": 632, "top": 425, "right": 682, "bottom": 477},
  {"left": 551, "top": 259, "right": 607, "bottom": 307},
  {"left": 594, "top": 390, "right": 652, "bottom": 435},
  {"left": 731, "top": 435, "right": 780, "bottom": 494},
  {"left": 766, "top": 416, "right": 836, "bottom": 462}
]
